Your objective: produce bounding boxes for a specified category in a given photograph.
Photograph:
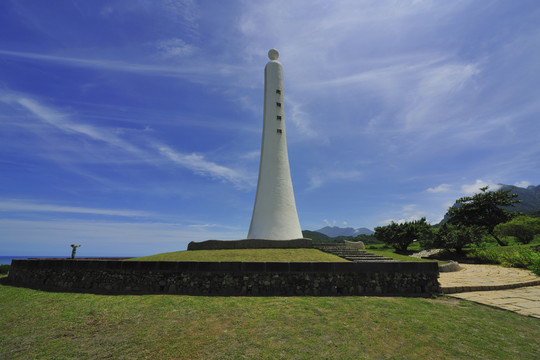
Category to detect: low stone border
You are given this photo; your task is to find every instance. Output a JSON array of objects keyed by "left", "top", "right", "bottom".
[
  {"left": 187, "top": 238, "right": 313, "bottom": 250},
  {"left": 8, "top": 258, "right": 440, "bottom": 297},
  {"left": 442, "top": 279, "right": 540, "bottom": 294}
]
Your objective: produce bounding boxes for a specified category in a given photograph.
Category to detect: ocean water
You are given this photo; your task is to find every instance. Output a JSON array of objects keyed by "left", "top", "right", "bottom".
[
  {"left": 0, "top": 256, "right": 134, "bottom": 265},
  {"left": 0, "top": 256, "right": 68, "bottom": 265}
]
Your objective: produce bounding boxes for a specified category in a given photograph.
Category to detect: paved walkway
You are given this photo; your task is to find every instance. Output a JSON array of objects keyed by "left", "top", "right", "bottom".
[
  {"left": 438, "top": 264, "right": 540, "bottom": 319},
  {"left": 450, "top": 286, "right": 540, "bottom": 319}
]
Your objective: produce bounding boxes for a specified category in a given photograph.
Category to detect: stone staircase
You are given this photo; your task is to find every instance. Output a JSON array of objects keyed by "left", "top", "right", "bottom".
[{"left": 314, "top": 244, "right": 396, "bottom": 262}]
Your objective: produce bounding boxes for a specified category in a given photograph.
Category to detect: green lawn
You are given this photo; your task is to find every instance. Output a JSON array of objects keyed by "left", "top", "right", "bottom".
[
  {"left": 127, "top": 248, "right": 349, "bottom": 262},
  {"left": 1, "top": 279, "right": 539, "bottom": 359},
  {"left": 364, "top": 249, "right": 436, "bottom": 262}
]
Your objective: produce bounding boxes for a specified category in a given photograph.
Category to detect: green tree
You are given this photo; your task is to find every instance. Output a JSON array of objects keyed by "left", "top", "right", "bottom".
[
  {"left": 424, "top": 223, "right": 482, "bottom": 253},
  {"left": 352, "top": 233, "right": 381, "bottom": 244},
  {"left": 374, "top": 218, "right": 433, "bottom": 253},
  {"left": 445, "top": 186, "right": 520, "bottom": 246},
  {"left": 495, "top": 216, "right": 540, "bottom": 244}
]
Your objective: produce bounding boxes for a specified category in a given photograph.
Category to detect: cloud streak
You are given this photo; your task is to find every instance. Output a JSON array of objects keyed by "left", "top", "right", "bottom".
[
  {"left": 0, "top": 91, "right": 250, "bottom": 187},
  {"left": 0, "top": 200, "right": 152, "bottom": 217},
  {"left": 0, "top": 49, "right": 246, "bottom": 82},
  {"left": 426, "top": 184, "right": 451, "bottom": 193},
  {"left": 461, "top": 180, "right": 502, "bottom": 194},
  {"left": 157, "top": 145, "right": 253, "bottom": 187}
]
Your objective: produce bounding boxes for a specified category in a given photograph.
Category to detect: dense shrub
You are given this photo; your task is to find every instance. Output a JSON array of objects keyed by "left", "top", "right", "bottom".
[
  {"left": 467, "top": 246, "right": 540, "bottom": 275},
  {"left": 374, "top": 218, "right": 433, "bottom": 253},
  {"left": 495, "top": 216, "right": 540, "bottom": 244},
  {"left": 530, "top": 257, "right": 540, "bottom": 276},
  {"left": 422, "top": 223, "right": 482, "bottom": 253},
  {"left": 0, "top": 265, "right": 9, "bottom": 275},
  {"left": 353, "top": 234, "right": 382, "bottom": 245},
  {"left": 445, "top": 186, "right": 519, "bottom": 246}
]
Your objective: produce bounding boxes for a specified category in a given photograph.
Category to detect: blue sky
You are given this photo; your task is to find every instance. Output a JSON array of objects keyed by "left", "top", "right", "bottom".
[{"left": 1, "top": 0, "right": 539, "bottom": 256}]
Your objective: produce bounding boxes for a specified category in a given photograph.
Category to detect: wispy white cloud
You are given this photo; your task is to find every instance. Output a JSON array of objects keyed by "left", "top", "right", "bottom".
[
  {"left": 188, "top": 223, "right": 241, "bottom": 230},
  {"left": 323, "top": 219, "right": 337, "bottom": 227},
  {"left": 3, "top": 95, "right": 142, "bottom": 155},
  {"left": 157, "top": 145, "right": 253, "bottom": 187},
  {"left": 378, "top": 203, "right": 434, "bottom": 226},
  {"left": 287, "top": 98, "right": 319, "bottom": 139},
  {"left": 160, "top": 0, "right": 200, "bottom": 34},
  {"left": 308, "top": 169, "right": 363, "bottom": 190},
  {"left": 461, "top": 179, "right": 502, "bottom": 194},
  {"left": 0, "top": 200, "right": 152, "bottom": 217},
  {"left": 240, "top": 150, "right": 260, "bottom": 160},
  {"left": 156, "top": 38, "right": 196, "bottom": 58},
  {"left": 514, "top": 181, "right": 531, "bottom": 188},
  {"left": 188, "top": 223, "right": 218, "bottom": 228},
  {"left": 0, "top": 49, "right": 241, "bottom": 82},
  {"left": 1, "top": 91, "right": 251, "bottom": 187},
  {"left": 426, "top": 184, "right": 451, "bottom": 193}
]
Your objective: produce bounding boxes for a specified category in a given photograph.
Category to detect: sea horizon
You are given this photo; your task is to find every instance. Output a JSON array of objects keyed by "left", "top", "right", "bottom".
[{"left": 0, "top": 255, "right": 135, "bottom": 266}]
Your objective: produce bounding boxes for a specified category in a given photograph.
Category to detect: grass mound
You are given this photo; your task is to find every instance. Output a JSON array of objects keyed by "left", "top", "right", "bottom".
[
  {"left": 127, "top": 248, "right": 349, "bottom": 262},
  {"left": 1, "top": 280, "right": 539, "bottom": 359}
]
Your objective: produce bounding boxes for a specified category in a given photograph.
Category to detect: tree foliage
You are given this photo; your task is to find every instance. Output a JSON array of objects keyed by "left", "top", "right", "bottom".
[
  {"left": 495, "top": 216, "right": 540, "bottom": 244},
  {"left": 445, "top": 186, "right": 520, "bottom": 246},
  {"left": 352, "top": 234, "right": 381, "bottom": 244},
  {"left": 374, "top": 218, "right": 432, "bottom": 253},
  {"left": 423, "top": 223, "right": 483, "bottom": 253}
]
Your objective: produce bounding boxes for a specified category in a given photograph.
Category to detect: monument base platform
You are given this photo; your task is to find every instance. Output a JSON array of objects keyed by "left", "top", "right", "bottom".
[{"left": 187, "top": 238, "right": 313, "bottom": 251}]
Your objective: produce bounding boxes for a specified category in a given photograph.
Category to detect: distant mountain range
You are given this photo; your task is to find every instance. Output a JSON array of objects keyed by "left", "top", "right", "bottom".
[
  {"left": 302, "top": 228, "right": 377, "bottom": 244},
  {"left": 500, "top": 184, "right": 540, "bottom": 214},
  {"left": 307, "top": 184, "right": 540, "bottom": 238},
  {"left": 314, "top": 226, "right": 374, "bottom": 237},
  {"left": 440, "top": 183, "right": 540, "bottom": 224}
]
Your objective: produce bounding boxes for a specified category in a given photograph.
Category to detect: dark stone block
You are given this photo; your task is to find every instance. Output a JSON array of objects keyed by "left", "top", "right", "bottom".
[
  {"left": 217, "top": 262, "right": 243, "bottom": 272},
  {"left": 266, "top": 262, "right": 290, "bottom": 272},
  {"left": 198, "top": 262, "right": 225, "bottom": 272},
  {"left": 176, "top": 262, "right": 200, "bottom": 272},
  {"left": 333, "top": 262, "right": 356, "bottom": 273},
  {"left": 83, "top": 260, "right": 105, "bottom": 271},
  {"left": 7, "top": 258, "right": 440, "bottom": 297},
  {"left": 104, "top": 261, "right": 123, "bottom": 271},
  {"left": 243, "top": 262, "right": 266, "bottom": 272},
  {"left": 156, "top": 261, "right": 178, "bottom": 272},
  {"left": 289, "top": 262, "right": 313, "bottom": 272},
  {"left": 312, "top": 262, "right": 334, "bottom": 272}
]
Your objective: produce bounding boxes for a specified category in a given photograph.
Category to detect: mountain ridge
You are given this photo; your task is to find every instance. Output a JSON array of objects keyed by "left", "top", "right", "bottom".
[
  {"left": 439, "top": 183, "right": 540, "bottom": 224},
  {"left": 314, "top": 226, "right": 374, "bottom": 238}
]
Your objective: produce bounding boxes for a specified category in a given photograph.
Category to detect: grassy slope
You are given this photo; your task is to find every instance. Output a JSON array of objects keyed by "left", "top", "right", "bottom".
[
  {"left": 0, "top": 280, "right": 539, "bottom": 359},
  {"left": 127, "top": 249, "right": 349, "bottom": 262},
  {"left": 364, "top": 249, "right": 433, "bottom": 262}
]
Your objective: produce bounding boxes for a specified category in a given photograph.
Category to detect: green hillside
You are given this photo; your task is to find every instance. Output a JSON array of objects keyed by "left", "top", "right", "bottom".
[{"left": 501, "top": 184, "right": 540, "bottom": 214}]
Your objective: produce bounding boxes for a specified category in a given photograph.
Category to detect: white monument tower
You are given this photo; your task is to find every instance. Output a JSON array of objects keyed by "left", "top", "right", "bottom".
[{"left": 247, "top": 49, "right": 303, "bottom": 240}]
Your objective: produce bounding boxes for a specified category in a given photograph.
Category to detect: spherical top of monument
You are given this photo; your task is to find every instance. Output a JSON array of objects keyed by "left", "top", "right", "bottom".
[{"left": 268, "top": 48, "right": 279, "bottom": 60}]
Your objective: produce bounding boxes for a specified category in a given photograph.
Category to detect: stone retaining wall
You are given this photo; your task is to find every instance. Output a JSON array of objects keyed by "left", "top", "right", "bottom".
[{"left": 8, "top": 259, "right": 440, "bottom": 296}]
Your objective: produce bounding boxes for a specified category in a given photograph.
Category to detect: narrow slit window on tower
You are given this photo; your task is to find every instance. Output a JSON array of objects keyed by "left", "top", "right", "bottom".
[
  {"left": 276, "top": 89, "right": 281, "bottom": 94},
  {"left": 276, "top": 102, "right": 281, "bottom": 107},
  {"left": 277, "top": 115, "right": 282, "bottom": 120},
  {"left": 277, "top": 129, "right": 282, "bottom": 134}
]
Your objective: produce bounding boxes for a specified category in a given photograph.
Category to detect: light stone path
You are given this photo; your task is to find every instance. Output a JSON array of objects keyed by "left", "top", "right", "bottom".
[
  {"left": 450, "top": 286, "right": 540, "bottom": 319},
  {"left": 438, "top": 264, "right": 540, "bottom": 319}
]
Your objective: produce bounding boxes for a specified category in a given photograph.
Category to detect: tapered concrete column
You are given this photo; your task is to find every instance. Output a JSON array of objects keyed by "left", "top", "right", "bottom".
[{"left": 247, "top": 49, "right": 303, "bottom": 240}]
